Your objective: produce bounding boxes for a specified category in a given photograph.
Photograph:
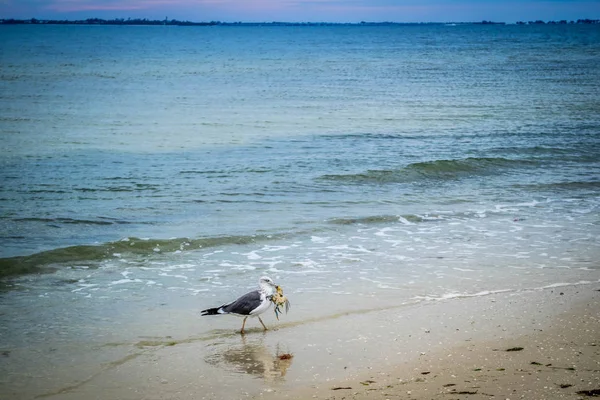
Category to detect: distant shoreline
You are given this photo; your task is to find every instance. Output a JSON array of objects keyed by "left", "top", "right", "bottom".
[{"left": 1, "top": 18, "right": 599, "bottom": 27}]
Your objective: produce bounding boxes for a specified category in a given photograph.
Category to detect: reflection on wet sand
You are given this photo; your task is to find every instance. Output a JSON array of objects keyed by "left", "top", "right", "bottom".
[{"left": 205, "top": 335, "right": 293, "bottom": 381}]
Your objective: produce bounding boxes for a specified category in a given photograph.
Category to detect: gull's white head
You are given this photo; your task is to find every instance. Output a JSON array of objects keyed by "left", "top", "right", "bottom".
[{"left": 258, "top": 276, "right": 277, "bottom": 294}]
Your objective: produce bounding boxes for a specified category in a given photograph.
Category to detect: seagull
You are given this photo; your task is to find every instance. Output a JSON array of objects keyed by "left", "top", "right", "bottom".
[{"left": 201, "top": 276, "right": 278, "bottom": 334}]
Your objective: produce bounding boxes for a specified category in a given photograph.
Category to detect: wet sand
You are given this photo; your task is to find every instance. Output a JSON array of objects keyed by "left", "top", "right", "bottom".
[{"left": 2, "top": 283, "right": 598, "bottom": 400}]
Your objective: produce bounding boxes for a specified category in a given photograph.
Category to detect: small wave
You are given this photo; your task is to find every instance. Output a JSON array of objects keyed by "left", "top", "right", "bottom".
[
  {"left": 12, "top": 217, "right": 133, "bottom": 226},
  {"left": 512, "top": 180, "right": 600, "bottom": 191},
  {"left": 408, "top": 157, "right": 527, "bottom": 174},
  {"left": 327, "top": 214, "right": 424, "bottom": 225},
  {"left": 319, "top": 169, "right": 408, "bottom": 184},
  {"left": 0, "top": 233, "right": 287, "bottom": 279},
  {"left": 179, "top": 168, "right": 271, "bottom": 175},
  {"left": 318, "top": 157, "right": 536, "bottom": 184},
  {"left": 491, "top": 145, "right": 573, "bottom": 156},
  {"left": 26, "top": 189, "right": 69, "bottom": 194},
  {"left": 413, "top": 289, "right": 513, "bottom": 301},
  {"left": 180, "top": 169, "right": 229, "bottom": 175},
  {"left": 73, "top": 184, "right": 160, "bottom": 193},
  {"left": 490, "top": 145, "right": 600, "bottom": 162}
]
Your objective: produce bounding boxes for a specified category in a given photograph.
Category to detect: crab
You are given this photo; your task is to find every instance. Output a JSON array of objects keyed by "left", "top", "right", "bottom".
[{"left": 270, "top": 285, "right": 291, "bottom": 320}]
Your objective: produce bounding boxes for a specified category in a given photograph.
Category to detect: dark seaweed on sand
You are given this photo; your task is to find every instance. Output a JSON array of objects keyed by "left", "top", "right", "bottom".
[
  {"left": 577, "top": 389, "right": 600, "bottom": 397},
  {"left": 506, "top": 347, "right": 524, "bottom": 352}
]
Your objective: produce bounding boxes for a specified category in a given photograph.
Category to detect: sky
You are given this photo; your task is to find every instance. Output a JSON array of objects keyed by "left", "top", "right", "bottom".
[{"left": 1, "top": 0, "right": 599, "bottom": 23}]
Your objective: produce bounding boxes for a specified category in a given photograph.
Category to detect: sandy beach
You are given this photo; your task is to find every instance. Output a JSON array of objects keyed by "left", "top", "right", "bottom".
[
  {"left": 4, "top": 282, "right": 596, "bottom": 400},
  {"left": 261, "top": 286, "right": 600, "bottom": 400}
]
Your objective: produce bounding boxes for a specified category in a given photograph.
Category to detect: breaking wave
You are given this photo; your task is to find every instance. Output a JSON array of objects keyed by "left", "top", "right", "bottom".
[{"left": 0, "top": 233, "right": 287, "bottom": 279}]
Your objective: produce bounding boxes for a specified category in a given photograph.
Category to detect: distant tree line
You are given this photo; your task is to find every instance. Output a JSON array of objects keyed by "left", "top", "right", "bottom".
[
  {"left": 0, "top": 18, "right": 598, "bottom": 26},
  {"left": 516, "top": 19, "right": 599, "bottom": 25},
  {"left": 0, "top": 17, "right": 219, "bottom": 26}
]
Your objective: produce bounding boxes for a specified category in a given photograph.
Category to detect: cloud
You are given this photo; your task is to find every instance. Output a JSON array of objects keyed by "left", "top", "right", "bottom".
[{"left": 43, "top": 0, "right": 191, "bottom": 12}]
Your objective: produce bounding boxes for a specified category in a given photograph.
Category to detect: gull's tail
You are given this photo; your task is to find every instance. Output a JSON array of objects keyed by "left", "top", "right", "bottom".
[{"left": 200, "top": 306, "right": 223, "bottom": 316}]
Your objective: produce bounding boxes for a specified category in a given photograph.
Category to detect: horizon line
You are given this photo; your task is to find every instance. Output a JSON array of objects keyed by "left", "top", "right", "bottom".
[{"left": 2, "top": 17, "right": 600, "bottom": 26}]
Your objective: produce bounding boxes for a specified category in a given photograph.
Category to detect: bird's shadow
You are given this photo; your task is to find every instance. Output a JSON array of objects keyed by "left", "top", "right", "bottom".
[{"left": 204, "top": 333, "right": 293, "bottom": 381}]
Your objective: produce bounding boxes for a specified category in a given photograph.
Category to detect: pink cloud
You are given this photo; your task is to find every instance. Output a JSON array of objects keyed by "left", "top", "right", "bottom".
[
  {"left": 44, "top": 0, "right": 191, "bottom": 13},
  {"left": 39, "top": 0, "right": 307, "bottom": 16}
]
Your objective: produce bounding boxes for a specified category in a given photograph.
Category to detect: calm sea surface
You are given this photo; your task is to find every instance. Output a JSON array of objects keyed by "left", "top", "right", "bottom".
[{"left": 1, "top": 24, "right": 600, "bottom": 398}]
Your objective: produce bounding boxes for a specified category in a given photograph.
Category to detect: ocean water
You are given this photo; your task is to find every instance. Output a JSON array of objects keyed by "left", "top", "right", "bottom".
[{"left": 1, "top": 24, "right": 600, "bottom": 398}]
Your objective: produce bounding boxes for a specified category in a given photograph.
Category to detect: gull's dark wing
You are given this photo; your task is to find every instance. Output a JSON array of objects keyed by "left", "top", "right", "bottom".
[{"left": 221, "top": 290, "right": 262, "bottom": 315}]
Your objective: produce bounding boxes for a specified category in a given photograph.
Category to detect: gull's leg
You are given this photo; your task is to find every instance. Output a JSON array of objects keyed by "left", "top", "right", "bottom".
[
  {"left": 258, "top": 316, "right": 268, "bottom": 331},
  {"left": 241, "top": 316, "right": 248, "bottom": 334}
]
